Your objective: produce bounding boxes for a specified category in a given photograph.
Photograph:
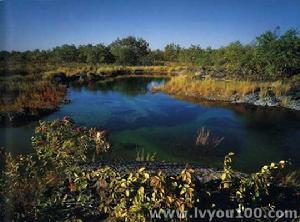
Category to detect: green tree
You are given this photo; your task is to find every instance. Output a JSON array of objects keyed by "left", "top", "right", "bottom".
[
  {"left": 164, "top": 43, "right": 181, "bottom": 62},
  {"left": 78, "top": 44, "right": 114, "bottom": 64},
  {"left": 178, "top": 45, "right": 204, "bottom": 65},
  {"left": 51, "top": 44, "right": 78, "bottom": 63},
  {"left": 276, "top": 29, "right": 300, "bottom": 76},
  {"left": 110, "top": 36, "right": 150, "bottom": 65}
]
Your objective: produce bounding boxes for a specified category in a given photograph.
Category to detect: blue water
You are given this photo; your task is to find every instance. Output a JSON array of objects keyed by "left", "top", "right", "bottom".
[{"left": 1, "top": 77, "right": 300, "bottom": 172}]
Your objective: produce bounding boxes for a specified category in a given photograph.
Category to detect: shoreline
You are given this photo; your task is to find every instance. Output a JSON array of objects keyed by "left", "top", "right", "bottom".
[
  {"left": 154, "top": 75, "right": 300, "bottom": 111},
  {"left": 1, "top": 70, "right": 300, "bottom": 127}
]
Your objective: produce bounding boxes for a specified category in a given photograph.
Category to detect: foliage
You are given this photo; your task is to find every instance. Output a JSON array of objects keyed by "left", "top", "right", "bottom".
[
  {"left": 95, "top": 167, "right": 195, "bottom": 221},
  {"left": 1, "top": 28, "right": 299, "bottom": 80},
  {"left": 31, "top": 117, "right": 110, "bottom": 174},
  {"left": 220, "top": 153, "right": 291, "bottom": 212},
  {"left": 110, "top": 36, "right": 151, "bottom": 65},
  {"left": 0, "top": 119, "right": 298, "bottom": 221},
  {"left": 0, "top": 117, "right": 110, "bottom": 220},
  {"left": 160, "top": 28, "right": 300, "bottom": 79},
  {"left": 77, "top": 44, "right": 114, "bottom": 64},
  {"left": 220, "top": 152, "right": 235, "bottom": 189},
  {"left": 0, "top": 79, "right": 67, "bottom": 113}
]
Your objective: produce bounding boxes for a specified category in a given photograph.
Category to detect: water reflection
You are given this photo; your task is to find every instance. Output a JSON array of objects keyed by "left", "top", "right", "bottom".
[{"left": 1, "top": 77, "right": 300, "bottom": 172}]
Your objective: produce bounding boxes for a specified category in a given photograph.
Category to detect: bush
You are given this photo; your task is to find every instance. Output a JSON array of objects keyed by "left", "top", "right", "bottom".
[
  {"left": 0, "top": 117, "right": 110, "bottom": 220},
  {"left": 0, "top": 119, "right": 298, "bottom": 221}
]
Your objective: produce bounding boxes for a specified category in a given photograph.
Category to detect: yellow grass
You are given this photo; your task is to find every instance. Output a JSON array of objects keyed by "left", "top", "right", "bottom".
[
  {"left": 159, "top": 75, "right": 292, "bottom": 100},
  {"left": 43, "top": 64, "right": 195, "bottom": 78}
]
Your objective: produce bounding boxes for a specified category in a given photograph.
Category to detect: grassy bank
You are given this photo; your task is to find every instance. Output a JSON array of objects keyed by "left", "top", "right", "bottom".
[
  {"left": 0, "top": 64, "right": 192, "bottom": 125},
  {"left": 0, "top": 78, "right": 66, "bottom": 124},
  {"left": 43, "top": 64, "right": 195, "bottom": 79},
  {"left": 156, "top": 75, "right": 299, "bottom": 108}
]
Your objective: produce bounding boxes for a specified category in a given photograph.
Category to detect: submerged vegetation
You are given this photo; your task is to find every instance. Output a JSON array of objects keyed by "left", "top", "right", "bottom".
[{"left": 0, "top": 118, "right": 299, "bottom": 221}]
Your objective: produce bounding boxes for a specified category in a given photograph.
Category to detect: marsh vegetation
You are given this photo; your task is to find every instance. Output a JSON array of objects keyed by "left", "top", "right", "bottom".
[{"left": 1, "top": 28, "right": 300, "bottom": 221}]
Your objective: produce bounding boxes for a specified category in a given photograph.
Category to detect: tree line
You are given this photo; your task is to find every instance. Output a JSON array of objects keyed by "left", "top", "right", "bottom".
[{"left": 1, "top": 28, "right": 300, "bottom": 79}]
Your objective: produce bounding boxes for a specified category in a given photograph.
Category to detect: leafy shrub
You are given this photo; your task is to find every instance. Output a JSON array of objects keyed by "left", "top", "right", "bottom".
[
  {"left": 0, "top": 117, "right": 110, "bottom": 220},
  {"left": 93, "top": 167, "right": 195, "bottom": 221},
  {"left": 0, "top": 119, "right": 298, "bottom": 221}
]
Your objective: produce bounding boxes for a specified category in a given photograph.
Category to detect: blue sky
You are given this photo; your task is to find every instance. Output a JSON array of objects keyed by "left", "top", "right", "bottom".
[{"left": 1, "top": 0, "right": 300, "bottom": 51}]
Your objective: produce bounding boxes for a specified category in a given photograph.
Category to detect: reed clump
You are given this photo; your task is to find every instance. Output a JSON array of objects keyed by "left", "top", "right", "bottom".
[
  {"left": 135, "top": 148, "right": 157, "bottom": 161},
  {"left": 195, "top": 127, "right": 224, "bottom": 154},
  {"left": 160, "top": 75, "right": 293, "bottom": 100}
]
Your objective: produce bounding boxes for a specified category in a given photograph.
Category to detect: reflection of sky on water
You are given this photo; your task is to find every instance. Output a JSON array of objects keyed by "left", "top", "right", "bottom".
[{"left": 1, "top": 77, "right": 300, "bottom": 172}]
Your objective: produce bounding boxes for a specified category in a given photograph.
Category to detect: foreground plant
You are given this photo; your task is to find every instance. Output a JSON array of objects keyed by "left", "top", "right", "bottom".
[
  {"left": 220, "top": 153, "right": 294, "bottom": 213},
  {"left": 0, "top": 117, "right": 110, "bottom": 220},
  {"left": 0, "top": 118, "right": 299, "bottom": 221},
  {"left": 94, "top": 167, "right": 195, "bottom": 222}
]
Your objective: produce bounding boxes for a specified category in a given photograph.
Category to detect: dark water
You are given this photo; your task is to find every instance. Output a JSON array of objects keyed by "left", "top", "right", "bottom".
[{"left": 1, "top": 77, "right": 300, "bottom": 172}]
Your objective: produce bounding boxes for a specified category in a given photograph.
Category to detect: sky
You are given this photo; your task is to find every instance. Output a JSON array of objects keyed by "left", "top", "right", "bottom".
[{"left": 0, "top": 0, "right": 300, "bottom": 51}]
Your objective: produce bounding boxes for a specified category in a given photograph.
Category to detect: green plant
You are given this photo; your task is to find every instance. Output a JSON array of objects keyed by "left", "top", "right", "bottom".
[
  {"left": 96, "top": 167, "right": 195, "bottom": 222},
  {"left": 235, "top": 161, "right": 288, "bottom": 211},
  {"left": 0, "top": 119, "right": 298, "bottom": 221},
  {"left": 220, "top": 152, "right": 235, "bottom": 189},
  {"left": 220, "top": 153, "right": 289, "bottom": 212},
  {"left": 0, "top": 117, "right": 110, "bottom": 220}
]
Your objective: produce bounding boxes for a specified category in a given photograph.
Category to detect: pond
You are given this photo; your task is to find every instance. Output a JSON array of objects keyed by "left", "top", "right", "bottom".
[{"left": 1, "top": 77, "right": 300, "bottom": 172}]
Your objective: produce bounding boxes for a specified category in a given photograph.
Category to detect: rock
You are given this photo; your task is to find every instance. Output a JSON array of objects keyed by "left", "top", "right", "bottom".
[
  {"left": 285, "top": 84, "right": 300, "bottom": 102},
  {"left": 253, "top": 96, "right": 279, "bottom": 107},
  {"left": 81, "top": 160, "right": 247, "bottom": 183},
  {"left": 279, "top": 97, "right": 300, "bottom": 110},
  {"left": 229, "top": 93, "right": 240, "bottom": 102},
  {"left": 235, "top": 92, "right": 260, "bottom": 104},
  {"left": 79, "top": 73, "right": 87, "bottom": 82}
]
